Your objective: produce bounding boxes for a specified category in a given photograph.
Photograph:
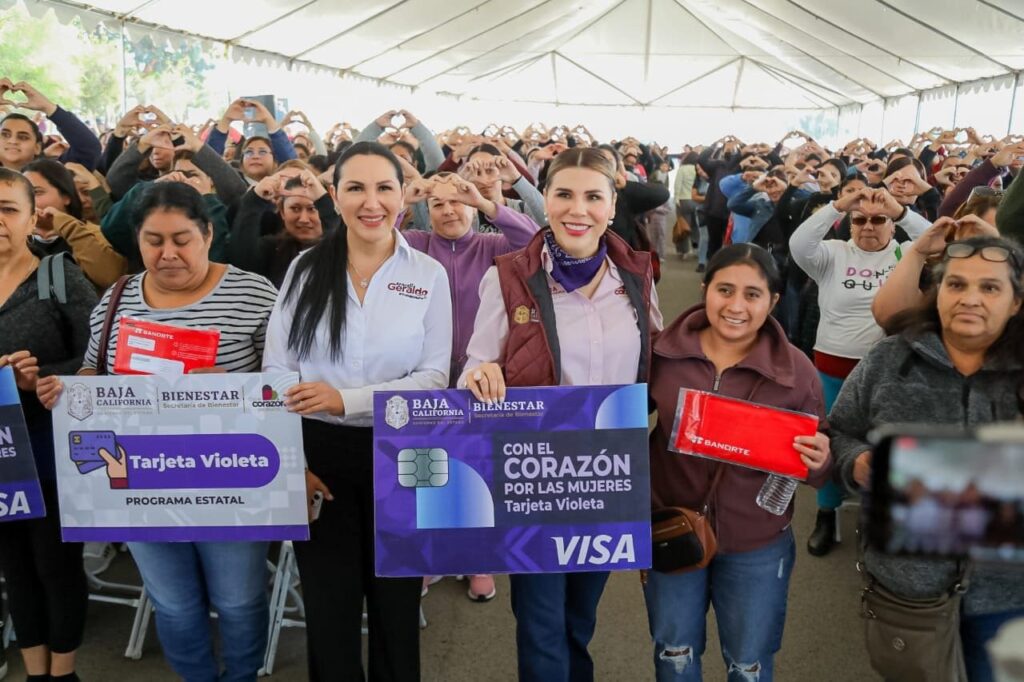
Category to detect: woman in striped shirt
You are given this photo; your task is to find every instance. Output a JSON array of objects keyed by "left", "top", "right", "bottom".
[{"left": 37, "top": 182, "right": 278, "bottom": 682}]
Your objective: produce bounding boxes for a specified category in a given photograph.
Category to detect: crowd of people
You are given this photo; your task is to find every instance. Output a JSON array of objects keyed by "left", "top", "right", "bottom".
[{"left": 1, "top": 75, "right": 1024, "bottom": 682}]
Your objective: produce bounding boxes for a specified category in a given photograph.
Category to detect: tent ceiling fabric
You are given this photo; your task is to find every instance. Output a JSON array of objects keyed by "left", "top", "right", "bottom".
[{"left": 31, "top": 0, "right": 1024, "bottom": 109}]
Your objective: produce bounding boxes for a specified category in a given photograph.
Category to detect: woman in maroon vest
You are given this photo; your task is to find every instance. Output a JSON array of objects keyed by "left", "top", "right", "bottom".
[{"left": 460, "top": 146, "right": 663, "bottom": 682}]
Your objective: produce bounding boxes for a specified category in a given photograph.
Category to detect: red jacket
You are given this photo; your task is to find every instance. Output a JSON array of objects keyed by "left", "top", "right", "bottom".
[
  {"left": 649, "top": 304, "right": 832, "bottom": 553},
  {"left": 494, "top": 229, "right": 654, "bottom": 387}
]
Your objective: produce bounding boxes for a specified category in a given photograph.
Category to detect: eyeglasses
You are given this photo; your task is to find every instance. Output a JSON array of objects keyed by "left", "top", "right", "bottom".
[
  {"left": 243, "top": 149, "right": 272, "bottom": 158},
  {"left": 850, "top": 215, "right": 890, "bottom": 226},
  {"left": 945, "top": 242, "right": 1019, "bottom": 267}
]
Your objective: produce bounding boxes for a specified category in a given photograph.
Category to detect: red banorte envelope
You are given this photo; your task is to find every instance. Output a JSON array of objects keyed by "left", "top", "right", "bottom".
[
  {"left": 668, "top": 389, "right": 817, "bottom": 480},
  {"left": 113, "top": 317, "right": 220, "bottom": 375}
]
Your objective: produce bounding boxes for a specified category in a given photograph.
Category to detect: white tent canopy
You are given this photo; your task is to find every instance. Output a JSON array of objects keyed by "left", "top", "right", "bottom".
[
  {"left": 9, "top": 0, "right": 1024, "bottom": 143},
  {"left": 25, "top": 0, "right": 1024, "bottom": 106}
]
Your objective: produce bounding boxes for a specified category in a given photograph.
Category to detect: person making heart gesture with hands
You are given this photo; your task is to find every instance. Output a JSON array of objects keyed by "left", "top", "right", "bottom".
[
  {"left": 356, "top": 109, "right": 444, "bottom": 172},
  {"left": 0, "top": 79, "right": 100, "bottom": 171}
]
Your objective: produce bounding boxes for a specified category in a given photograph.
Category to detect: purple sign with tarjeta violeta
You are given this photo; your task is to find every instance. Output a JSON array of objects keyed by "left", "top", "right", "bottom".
[
  {"left": 51, "top": 373, "right": 308, "bottom": 543},
  {"left": 373, "top": 385, "right": 652, "bottom": 576}
]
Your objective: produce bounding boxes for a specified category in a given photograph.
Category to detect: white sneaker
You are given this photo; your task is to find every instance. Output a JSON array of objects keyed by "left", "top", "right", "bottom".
[{"left": 83, "top": 542, "right": 117, "bottom": 575}]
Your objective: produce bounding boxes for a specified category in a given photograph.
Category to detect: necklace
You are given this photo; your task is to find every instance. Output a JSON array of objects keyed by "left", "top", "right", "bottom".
[{"left": 347, "top": 252, "right": 389, "bottom": 289}]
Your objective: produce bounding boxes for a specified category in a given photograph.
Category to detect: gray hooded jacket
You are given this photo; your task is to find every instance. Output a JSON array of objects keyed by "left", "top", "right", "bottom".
[{"left": 829, "top": 332, "right": 1024, "bottom": 615}]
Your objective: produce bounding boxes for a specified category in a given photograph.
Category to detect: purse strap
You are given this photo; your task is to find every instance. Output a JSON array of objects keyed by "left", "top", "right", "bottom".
[
  {"left": 856, "top": 530, "right": 973, "bottom": 596},
  {"left": 95, "top": 275, "right": 131, "bottom": 376}
]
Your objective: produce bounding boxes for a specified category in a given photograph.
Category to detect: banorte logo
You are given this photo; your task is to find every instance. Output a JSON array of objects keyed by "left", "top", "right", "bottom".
[{"left": 252, "top": 384, "right": 285, "bottom": 408}]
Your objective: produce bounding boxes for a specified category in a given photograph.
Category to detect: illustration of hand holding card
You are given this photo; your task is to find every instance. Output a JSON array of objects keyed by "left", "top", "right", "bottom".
[{"left": 69, "top": 432, "right": 129, "bottom": 488}]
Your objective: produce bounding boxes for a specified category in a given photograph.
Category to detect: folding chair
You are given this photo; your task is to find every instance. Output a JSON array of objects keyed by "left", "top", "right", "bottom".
[
  {"left": 260, "top": 541, "right": 428, "bottom": 676},
  {"left": 261, "top": 541, "right": 305, "bottom": 675},
  {"left": 83, "top": 544, "right": 153, "bottom": 659}
]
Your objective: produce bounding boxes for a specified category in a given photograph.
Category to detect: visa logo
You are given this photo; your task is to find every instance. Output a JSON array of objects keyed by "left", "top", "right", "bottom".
[
  {"left": 0, "top": 491, "right": 31, "bottom": 518},
  {"left": 552, "top": 534, "right": 635, "bottom": 566}
]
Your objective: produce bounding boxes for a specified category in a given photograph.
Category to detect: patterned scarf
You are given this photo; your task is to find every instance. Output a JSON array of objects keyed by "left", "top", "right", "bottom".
[{"left": 543, "top": 230, "right": 607, "bottom": 293}]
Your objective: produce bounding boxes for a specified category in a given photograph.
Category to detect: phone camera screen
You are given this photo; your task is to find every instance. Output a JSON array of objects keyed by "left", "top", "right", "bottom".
[{"left": 888, "top": 436, "right": 1024, "bottom": 563}]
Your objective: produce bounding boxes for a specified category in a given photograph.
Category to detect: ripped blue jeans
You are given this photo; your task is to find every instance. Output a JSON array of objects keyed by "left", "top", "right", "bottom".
[{"left": 642, "top": 529, "right": 795, "bottom": 682}]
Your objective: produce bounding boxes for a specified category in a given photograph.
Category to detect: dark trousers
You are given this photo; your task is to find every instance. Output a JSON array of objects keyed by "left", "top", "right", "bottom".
[
  {"left": 510, "top": 571, "right": 610, "bottom": 682},
  {"left": 295, "top": 420, "right": 421, "bottom": 682},
  {"left": 0, "top": 482, "right": 87, "bottom": 652},
  {"left": 705, "top": 215, "right": 728, "bottom": 259}
]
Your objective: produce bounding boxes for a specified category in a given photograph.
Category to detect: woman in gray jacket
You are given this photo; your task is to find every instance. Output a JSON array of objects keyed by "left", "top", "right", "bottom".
[{"left": 829, "top": 235, "right": 1024, "bottom": 682}]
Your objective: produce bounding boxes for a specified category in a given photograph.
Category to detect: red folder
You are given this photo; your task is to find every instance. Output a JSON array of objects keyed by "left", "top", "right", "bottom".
[
  {"left": 113, "top": 317, "right": 220, "bottom": 375},
  {"left": 668, "top": 389, "right": 817, "bottom": 480}
]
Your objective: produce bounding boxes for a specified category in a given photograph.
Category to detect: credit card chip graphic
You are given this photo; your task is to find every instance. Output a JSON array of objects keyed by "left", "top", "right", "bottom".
[{"left": 397, "top": 448, "right": 449, "bottom": 488}]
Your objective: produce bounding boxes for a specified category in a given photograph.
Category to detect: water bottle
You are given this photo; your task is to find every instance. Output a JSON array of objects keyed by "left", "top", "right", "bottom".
[{"left": 756, "top": 474, "right": 798, "bottom": 515}]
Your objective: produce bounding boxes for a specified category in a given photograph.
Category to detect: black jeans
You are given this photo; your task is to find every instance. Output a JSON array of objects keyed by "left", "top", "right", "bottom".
[
  {"left": 0, "top": 482, "right": 87, "bottom": 652},
  {"left": 295, "top": 420, "right": 421, "bottom": 682},
  {"left": 705, "top": 215, "right": 728, "bottom": 259}
]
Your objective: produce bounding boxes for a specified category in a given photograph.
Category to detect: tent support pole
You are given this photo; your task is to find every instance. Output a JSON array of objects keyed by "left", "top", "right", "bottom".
[
  {"left": 880, "top": 98, "right": 888, "bottom": 141},
  {"left": 1008, "top": 72, "right": 1021, "bottom": 135},
  {"left": 643, "top": 0, "right": 653, "bottom": 81},
  {"left": 120, "top": 20, "right": 128, "bottom": 114},
  {"left": 953, "top": 83, "right": 961, "bottom": 128},
  {"left": 913, "top": 92, "right": 922, "bottom": 135}
]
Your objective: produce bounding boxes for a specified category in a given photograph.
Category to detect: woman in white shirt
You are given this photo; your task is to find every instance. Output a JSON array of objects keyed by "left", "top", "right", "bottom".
[
  {"left": 787, "top": 186, "right": 928, "bottom": 556},
  {"left": 262, "top": 142, "right": 452, "bottom": 682}
]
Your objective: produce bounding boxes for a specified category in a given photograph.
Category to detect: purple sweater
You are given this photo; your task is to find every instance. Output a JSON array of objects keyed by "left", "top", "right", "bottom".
[{"left": 404, "top": 204, "right": 540, "bottom": 384}]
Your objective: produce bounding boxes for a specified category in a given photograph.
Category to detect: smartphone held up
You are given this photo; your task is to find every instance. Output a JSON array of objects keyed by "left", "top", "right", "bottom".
[{"left": 867, "top": 425, "right": 1024, "bottom": 565}]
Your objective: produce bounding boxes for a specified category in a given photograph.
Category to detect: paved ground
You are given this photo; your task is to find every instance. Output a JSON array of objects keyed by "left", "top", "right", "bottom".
[{"left": 4, "top": 252, "right": 879, "bottom": 681}]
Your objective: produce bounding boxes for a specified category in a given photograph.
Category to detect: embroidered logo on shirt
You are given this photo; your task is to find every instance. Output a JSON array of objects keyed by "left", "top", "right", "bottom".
[
  {"left": 387, "top": 282, "right": 429, "bottom": 299},
  {"left": 614, "top": 286, "right": 627, "bottom": 296},
  {"left": 513, "top": 305, "right": 530, "bottom": 325}
]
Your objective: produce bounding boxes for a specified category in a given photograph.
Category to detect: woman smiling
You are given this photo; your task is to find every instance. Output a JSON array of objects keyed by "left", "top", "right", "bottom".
[
  {"left": 645, "top": 243, "right": 831, "bottom": 682},
  {"left": 262, "top": 142, "right": 452, "bottom": 681},
  {"left": 460, "top": 147, "right": 662, "bottom": 682}
]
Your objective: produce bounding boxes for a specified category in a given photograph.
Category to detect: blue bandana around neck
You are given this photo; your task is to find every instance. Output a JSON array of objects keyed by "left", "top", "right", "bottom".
[{"left": 543, "top": 230, "right": 607, "bottom": 293}]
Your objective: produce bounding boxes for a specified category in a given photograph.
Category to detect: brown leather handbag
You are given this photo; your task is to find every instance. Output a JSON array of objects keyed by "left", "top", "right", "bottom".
[{"left": 650, "top": 466, "right": 725, "bottom": 574}]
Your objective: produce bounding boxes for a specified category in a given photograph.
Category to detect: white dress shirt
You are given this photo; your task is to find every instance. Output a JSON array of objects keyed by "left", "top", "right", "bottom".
[{"left": 263, "top": 230, "right": 453, "bottom": 426}]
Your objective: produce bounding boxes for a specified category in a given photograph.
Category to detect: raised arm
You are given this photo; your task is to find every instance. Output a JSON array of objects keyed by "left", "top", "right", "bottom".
[
  {"left": 228, "top": 187, "right": 276, "bottom": 273},
  {"left": 14, "top": 81, "right": 101, "bottom": 170},
  {"left": 620, "top": 179, "right": 669, "bottom": 215},
  {"left": 400, "top": 110, "right": 444, "bottom": 172},
  {"left": 42, "top": 209, "right": 127, "bottom": 289},
  {"left": 789, "top": 200, "right": 843, "bottom": 283}
]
